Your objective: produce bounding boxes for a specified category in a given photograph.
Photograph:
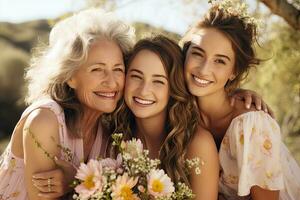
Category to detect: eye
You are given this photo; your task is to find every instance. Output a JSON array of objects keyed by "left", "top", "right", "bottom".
[
  {"left": 91, "top": 67, "right": 103, "bottom": 72},
  {"left": 113, "top": 67, "right": 125, "bottom": 73},
  {"left": 153, "top": 80, "right": 165, "bottom": 85},
  {"left": 192, "top": 52, "right": 203, "bottom": 57},
  {"left": 130, "top": 74, "right": 142, "bottom": 80},
  {"left": 215, "top": 59, "right": 226, "bottom": 65}
]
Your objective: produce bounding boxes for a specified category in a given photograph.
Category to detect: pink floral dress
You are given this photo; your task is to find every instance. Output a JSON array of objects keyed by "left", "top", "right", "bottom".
[
  {"left": 219, "top": 111, "right": 300, "bottom": 200},
  {"left": 0, "top": 99, "right": 105, "bottom": 200}
]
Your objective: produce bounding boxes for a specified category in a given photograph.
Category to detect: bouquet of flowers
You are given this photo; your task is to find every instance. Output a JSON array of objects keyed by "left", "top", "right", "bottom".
[{"left": 72, "top": 133, "right": 198, "bottom": 200}]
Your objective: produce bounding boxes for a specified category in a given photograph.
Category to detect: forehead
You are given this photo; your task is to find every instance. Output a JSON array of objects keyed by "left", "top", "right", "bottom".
[
  {"left": 129, "top": 49, "right": 167, "bottom": 76},
  {"left": 88, "top": 39, "right": 123, "bottom": 60},
  {"left": 190, "top": 28, "right": 234, "bottom": 57}
]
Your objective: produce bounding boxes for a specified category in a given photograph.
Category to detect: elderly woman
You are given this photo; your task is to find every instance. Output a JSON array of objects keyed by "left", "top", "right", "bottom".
[{"left": 0, "top": 8, "right": 135, "bottom": 200}]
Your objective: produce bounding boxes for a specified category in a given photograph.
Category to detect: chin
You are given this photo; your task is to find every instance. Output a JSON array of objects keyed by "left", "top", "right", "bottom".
[
  {"left": 97, "top": 104, "right": 117, "bottom": 113},
  {"left": 131, "top": 110, "right": 153, "bottom": 119}
]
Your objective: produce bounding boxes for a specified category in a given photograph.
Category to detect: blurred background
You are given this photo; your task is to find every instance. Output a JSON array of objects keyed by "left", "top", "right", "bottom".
[{"left": 0, "top": 0, "right": 299, "bottom": 162}]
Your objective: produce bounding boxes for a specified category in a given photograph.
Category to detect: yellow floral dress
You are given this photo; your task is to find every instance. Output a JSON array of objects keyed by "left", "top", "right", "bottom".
[
  {"left": 219, "top": 111, "right": 300, "bottom": 200},
  {"left": 0, "top": 99, "right": 105, "bottom": 199}
]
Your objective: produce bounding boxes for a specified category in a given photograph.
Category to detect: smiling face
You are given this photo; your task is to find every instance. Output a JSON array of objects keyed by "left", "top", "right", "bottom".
[
  {"left": 67, "top": 38, "right": 125, "bottom": 114},
  {"left": 184, "top": 28, "right": 236, "bottom": 98},
  {"left": 124, "top": 49, "right": 169, "bottom": 119}
]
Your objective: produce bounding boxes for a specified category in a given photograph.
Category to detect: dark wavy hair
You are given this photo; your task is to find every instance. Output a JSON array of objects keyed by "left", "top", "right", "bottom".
[
  {"left": 113, "top": 35, "right": 199, "bottom": 185},
  {"left": 181, "top": 5, "right": 260, "bottom": 92}
]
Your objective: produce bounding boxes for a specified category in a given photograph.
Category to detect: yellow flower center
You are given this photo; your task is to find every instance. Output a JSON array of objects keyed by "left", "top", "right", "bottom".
[
  {"left": 263, "top": 139, "right": 272, "bottom": 150},
  {"left": 120, "top": 185, "right": 134, "bottom": 200},
  {"left": 152, "top": 179, "right": 164, "bottom": 193},
  {"left": 239, "top": 134, "right": 244, "bottom": 145},
  {"left": 84, "top": 175, "right": 95, "bottom": 189}
]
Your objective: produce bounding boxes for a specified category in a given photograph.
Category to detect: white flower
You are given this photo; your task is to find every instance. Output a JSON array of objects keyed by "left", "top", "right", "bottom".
[
  {"left": 147, "top": 169, "right": 175, "bottom": 198},
  {"left": 124, "top": 138, "right": 143, "bottom": 158},
  {"left": 111, "top": 173, "right": 140, "bottom": 200},
  {"left": 74, "top": 159, "right": 104, "bottom": 199}
]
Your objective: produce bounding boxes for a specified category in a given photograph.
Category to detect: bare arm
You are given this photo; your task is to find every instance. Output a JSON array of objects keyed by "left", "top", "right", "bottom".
[
  {"left": 187, "top": 128, "right": 219, "bottom": 200},
  {"left": 250, "top": 186, "right": 279, "bottom": 200},
  {"left": 23, "top": 109, "right": 60, "bottom": 200}
]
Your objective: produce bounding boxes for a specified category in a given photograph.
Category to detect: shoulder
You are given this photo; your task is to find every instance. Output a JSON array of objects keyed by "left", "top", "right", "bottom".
[
  {"left": 187, "top": 126, "right": 217, "bottom": 158},
  {"left": 23, "top": 108, "right": 60, "bottom": 144},
  {"left": 25, "top": 108, "right": 59, "bottom": 130}
]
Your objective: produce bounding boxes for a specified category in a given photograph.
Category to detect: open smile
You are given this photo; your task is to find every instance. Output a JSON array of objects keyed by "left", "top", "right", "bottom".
[
  {"left": 94, "top": 91, "right": 117, "bottom": 99},
  {"left": 192, "top": 75, "right": 214, "bottom": 87},
  {"left": 133, "top": 97, "right": 155, "bottom": 106}
]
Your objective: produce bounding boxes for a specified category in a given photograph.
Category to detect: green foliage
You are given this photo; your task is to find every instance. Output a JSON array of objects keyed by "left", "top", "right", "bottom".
[{"left": 243, "top": 22, "right": 300, "bottom": 161}]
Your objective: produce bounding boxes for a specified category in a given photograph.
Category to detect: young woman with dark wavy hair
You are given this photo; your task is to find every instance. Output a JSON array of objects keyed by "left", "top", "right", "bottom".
[{"left": 181, "top": 1, "right": 300, "bottom": 199}]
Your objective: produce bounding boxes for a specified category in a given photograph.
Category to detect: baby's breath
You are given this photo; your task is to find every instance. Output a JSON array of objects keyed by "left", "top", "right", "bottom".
[
  {"left": 209, "top": 0, "right": 262, "bottom": 29},
  {"left": 185, "top": 157, "right": 204, "bottom": 175}
]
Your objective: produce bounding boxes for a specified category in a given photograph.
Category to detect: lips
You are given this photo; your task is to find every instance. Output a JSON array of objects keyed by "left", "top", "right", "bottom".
[
  {"left": 192, "top": 75, "right": 213, "bottom": 87},
  {"left": 133, "top": 97, "right": 155, "bottom": 105},
  {"left": 94, "top": 91, "right": 117, "bottom": 98}
]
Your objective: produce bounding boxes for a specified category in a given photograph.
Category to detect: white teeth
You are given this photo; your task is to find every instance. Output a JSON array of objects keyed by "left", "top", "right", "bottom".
[
  {"left": 193, "top": 76, "right": 211, "bottom": 84},
  {"left": 95, "top": 92, "right": 116, "bottom": 97},
  {"left": 134, "top": 97, "right": 155, "bottom": 105}
]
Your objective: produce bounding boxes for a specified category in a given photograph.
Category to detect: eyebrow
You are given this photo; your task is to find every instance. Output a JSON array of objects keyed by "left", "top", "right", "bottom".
[
  {"left": 93, "top": 62, "right": 124, "bottom": 66},
  {"left": 129, "top": 68, "right": 168, "bottom": 81},
  {"left": 192, "top": 46, "right": 231, "bottom": 62},
  {"left": 191, "top": 46, "right": 205, "bottom": 54}
]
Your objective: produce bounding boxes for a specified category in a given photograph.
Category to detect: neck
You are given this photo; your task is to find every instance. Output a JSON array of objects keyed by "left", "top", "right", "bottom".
[
  {"left": 197, "top": 89, "right": 232, "bottom": 128},
  {"left": 81, "top": 106, "right": 102, "bottom": 139},
  {"left": 135, "top": 110, "right": 167, "bottom": 159}
]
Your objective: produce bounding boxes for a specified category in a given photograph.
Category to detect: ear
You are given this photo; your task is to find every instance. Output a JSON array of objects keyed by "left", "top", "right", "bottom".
[{"left": 67, "top": 77, "right": 77, "bottom": 89}]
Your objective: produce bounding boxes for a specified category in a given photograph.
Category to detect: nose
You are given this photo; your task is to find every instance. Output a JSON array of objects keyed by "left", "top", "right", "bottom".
[
  {"left": 102, "top": 70, "right": 117, "bottom": 89},
  {"left": 138, "top": 81, "right": 152, "bottom": 97},
  {"left": 197, "top": 59, "right": 210, "bottom": 74}
]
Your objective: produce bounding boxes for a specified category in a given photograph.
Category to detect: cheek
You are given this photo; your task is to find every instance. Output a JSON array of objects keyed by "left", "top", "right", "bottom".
[
  {"left": 124, "top": 79, "right": 137, "bottom": 98},
  {"left": 184, "top": 60, "right": 196, "bottom": 79},
  {"left": 215, "top": 68, "right": 233, "bottom": 84},
  {"left": 158, "top": 86, "right": 170, "bottom": 105},
  {"left": 116, "top": 73, "right": 125, "bottom": 89}
]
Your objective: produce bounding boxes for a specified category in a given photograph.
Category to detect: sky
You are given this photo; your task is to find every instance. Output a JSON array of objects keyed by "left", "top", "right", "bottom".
[
  {"left": 0, "top": 0, "right": 210, "bottom": 35},
  {"left": 0, "top": 0, "right": 268, "bottom": 35}
]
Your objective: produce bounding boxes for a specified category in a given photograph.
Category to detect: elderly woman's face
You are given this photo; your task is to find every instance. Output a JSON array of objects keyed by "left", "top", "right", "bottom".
[{"left": 68, "top": 38, "right": 125, "bottom": 114}]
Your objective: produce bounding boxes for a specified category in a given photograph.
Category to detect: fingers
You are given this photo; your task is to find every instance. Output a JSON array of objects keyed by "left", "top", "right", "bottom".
[
  {"left": 32, "top": 178, "right": 61, "bottom": 187},
  {"left": 33, "top": 169, "right": 61, "bottom": 180},
  {"left": 253, "top": 95, "right": 262, "bottom": 110},
  {"left": 35, "top": 185, "right": 64, "bottom": 198},
  {"left": 261, "top": 101, "right": 268, "bottom": 113},
  {"left": 229, "top": 96, "right": 235, "bottom": 107},
  {"left": 244, "top": 93, "right": 252, "bottom": 109},
  {"left": 33, "top": 179, "right": 65, "bottom": 198},
  {"left": 38, "top": 192, "right": 64, "bottom": 199}
]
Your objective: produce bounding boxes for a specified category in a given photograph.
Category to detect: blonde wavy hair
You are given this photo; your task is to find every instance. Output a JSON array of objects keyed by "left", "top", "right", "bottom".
[
  {"left": 25, "top": 8, "right": 135, "bottom": 137},
  {"left": 114, "top": 35, "right": 199, "bottom": 185}
]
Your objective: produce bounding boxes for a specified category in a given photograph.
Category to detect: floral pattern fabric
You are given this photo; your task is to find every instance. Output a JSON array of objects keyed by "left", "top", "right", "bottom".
[
  {"left": 0, "top": 99, "right": 104, "bottom": 199},
  {"left": 219, "top": 111, "right": 300, "bottom": 200}
]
